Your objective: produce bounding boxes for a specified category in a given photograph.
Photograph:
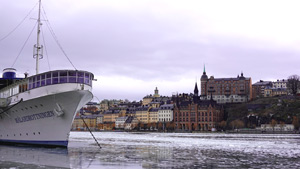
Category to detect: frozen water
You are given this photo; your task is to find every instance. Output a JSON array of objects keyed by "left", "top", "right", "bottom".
[{"left": 1, "top": 132, "right": 300, "bottom": 168}]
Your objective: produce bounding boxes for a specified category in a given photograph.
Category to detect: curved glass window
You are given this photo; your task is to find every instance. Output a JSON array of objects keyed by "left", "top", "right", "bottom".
[{"left": 27, "top": 70, "right": 94, "bottom": 90}]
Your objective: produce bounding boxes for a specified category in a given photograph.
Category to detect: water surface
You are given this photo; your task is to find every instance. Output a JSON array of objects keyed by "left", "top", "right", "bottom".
[{"left": 1, "top": 132, "right": 300, "bottom": 168}]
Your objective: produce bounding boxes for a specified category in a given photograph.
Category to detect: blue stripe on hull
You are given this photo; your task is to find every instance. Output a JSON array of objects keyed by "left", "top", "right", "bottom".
[{"left": 0, "top": 139, "right": 68, "bottom": 147}]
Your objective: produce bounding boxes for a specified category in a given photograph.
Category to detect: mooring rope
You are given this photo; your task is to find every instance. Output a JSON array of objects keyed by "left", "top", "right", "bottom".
[{"left": 80, "top": 116, "right": 101, "bottom": 149}]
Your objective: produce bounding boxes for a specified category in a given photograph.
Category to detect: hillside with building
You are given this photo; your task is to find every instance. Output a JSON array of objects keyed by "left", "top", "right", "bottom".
[{"left": 72, "top": 67, "right": 300, "bottom": 133}]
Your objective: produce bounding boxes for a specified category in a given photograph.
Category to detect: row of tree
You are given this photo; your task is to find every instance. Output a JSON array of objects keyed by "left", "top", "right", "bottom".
[{"left": 287, "top": 75, "right": 300, "bottom": 95}]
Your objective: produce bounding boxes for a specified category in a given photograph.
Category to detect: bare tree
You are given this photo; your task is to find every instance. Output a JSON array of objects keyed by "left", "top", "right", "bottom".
[
  {"left": 219, "top": 120, "right": 227, "bottom": 131},
  {"left": 287, "top": 75, "right": 300, "bottom": 95}
]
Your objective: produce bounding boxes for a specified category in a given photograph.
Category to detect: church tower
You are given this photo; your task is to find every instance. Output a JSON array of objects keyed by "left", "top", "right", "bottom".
[
  {"left": 200, "top": 65, "right": 208, "bottom": 97},
  {"left": 154, "top": 87, "right": 160, "bottom": 97}
]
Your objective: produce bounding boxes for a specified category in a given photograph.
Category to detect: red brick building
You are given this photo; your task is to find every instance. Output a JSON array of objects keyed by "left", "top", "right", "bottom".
[{"left": 173, "top": 83, "right": 224, "bottom": 131}]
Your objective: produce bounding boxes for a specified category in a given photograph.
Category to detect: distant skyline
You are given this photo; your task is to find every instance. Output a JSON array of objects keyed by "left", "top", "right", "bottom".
[{"left": 1, "top": 0, "right": 300, "bottom": 101}]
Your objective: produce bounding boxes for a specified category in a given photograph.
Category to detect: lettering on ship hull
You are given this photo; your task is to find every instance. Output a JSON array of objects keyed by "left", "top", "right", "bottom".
[{"left": 15, "top": 111, "right": 54, "bottom": 123}]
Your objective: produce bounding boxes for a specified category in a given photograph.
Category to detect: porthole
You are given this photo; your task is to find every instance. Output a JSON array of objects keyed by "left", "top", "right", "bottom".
[
  {"left": 21, "top": 109, "right": 24, "bottom": 111},
  {"left": 38, "top": 132, "right": 41, "bottom": 135},
  {"left": 35, "top": 105, "right": 38, "bottom": 108},
  {"left": 20, "top": 133, "right": 22, "bottom": 136},
  {"left": 14, "top": 134, "right": 16, "bottom": 136},
  {"left": 40, "top": 104, "right": 43, "bottom": 107},
  {"left": 25, "top": 107, "right": 28, "bottom": 110},
  {"left": 26, "top": 133, "right": 28, "bottom": 136},
  {"left": 7, "top": 134, "right": 8, "bottom": 137},
  {"left": 33, "top": 132, "right": 35, "bottom": 135},
  {"left": 30, "top": 106, "right": 33, "bottom": 109}
]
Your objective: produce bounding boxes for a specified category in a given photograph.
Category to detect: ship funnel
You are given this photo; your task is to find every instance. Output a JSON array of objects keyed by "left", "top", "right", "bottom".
[{"left": 2, "top": 68, "right": 17, "bottom": 79}]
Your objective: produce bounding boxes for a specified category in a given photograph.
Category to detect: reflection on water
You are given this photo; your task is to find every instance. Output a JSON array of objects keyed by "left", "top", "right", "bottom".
[{"left": 1, "top": 132, "right": 300, "bottom": 168}]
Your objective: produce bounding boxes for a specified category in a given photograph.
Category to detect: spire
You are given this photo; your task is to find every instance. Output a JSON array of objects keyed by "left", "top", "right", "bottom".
[
  {"left": 203, "top": 64, "right": 206, "bottom": 74},
  {"left": 194, "top": 82, "right": 199, "bottom": 96}
]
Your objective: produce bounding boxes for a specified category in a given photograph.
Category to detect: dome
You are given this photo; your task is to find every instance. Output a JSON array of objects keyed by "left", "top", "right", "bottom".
[
  {"left": 201, "top": 65, "right": 208, "bottom": 81},
  {"left": 201, "top": 72, "right": 208, "bottom": 81}
]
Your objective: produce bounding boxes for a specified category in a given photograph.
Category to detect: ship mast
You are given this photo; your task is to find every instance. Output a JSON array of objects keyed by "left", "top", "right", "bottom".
[{"left": 34, "top": 0, "right": 43, "bottom": 75}]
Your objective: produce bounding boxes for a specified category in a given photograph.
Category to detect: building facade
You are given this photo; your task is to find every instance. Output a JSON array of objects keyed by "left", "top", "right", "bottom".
[
  {"left": 149, "top": 108, "right": 159, "bottom": 123},
  {"left": 158, "top": 104, "right": 174, "bottom": 122},
  {"left": 174, "top": 84, "right": 224, "bottom": 131},
  {"left": 201, "top": 66, "right": 252, "bottom": 103},
  {"left": 135, "top": 105, "right": 150, "bottom": 123},
  {"left": 252, "top": 80, "right": 272, "bottom": 99}
]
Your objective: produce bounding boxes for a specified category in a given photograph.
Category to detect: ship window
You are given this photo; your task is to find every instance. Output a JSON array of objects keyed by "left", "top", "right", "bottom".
[
  {"left": 36, "top": 78, "right": 40, "bottom": 87},
  {"left": 60, "top": 71, "right": 67, "bottom": 77},
  {"left": 68, "top": 71, "right": 76, "bottom": 77},
  {"left": 46, "top": 78, "right": 51, "bottom": 85},
  {"left": 78, "top": 72, "right": 84, "bottom": 77},
  {"left": 69, "top": 77, "right": 76, "bottom": 83},
  {"left": 78, "top": 77, "right": 84, "bottom": 83},
  {"left": 41, "top": 74, "right": 45, "bottom": 80},
  {"left": 46, "top": 72, "right": 51, "bottom": 78},
  {"left": 53, "top": 78, "right": 58, "bottom": 84},
  {"left": 60, "top": 77, "right": 68, "bottom": 83},
  {"left": 84, "top": 78, "right": 90, "bottom": 85},
  {"left": 53, "top": 72, "right": 58, "bottom": 77},
  {"left": 41, "top": 80, "right": 45, "bottom": 86}
]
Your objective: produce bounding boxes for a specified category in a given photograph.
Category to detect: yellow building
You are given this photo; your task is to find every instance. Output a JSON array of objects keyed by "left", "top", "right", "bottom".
[
  {"left": 136, "top": 106, "right": 150, "bottom": 123},
  {"left": 103, "top": 110, "right": 120, "bottom": 123},
  {"left": 72, "top": 115, "right": 97, "bottom": 130},
  {"left": 142, "top": 96, "right": 153, "bottom": 106},
  {"left": 149, "top": 108, "right": 159, "bottom": 123}
]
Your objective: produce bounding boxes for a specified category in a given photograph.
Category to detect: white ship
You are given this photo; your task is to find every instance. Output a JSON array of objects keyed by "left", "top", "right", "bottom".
[{"left": 0, "top": 0, "right": 94, "bottom": 147}]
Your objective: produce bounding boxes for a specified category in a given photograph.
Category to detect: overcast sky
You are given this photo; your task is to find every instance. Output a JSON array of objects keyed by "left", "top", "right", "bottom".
[{"left": 1, "top": 0, "right": 300, "bottom": 101}]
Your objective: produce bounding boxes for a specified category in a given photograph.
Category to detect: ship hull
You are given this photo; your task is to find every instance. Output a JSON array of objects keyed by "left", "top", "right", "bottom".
[{"left": 0, "top": 89, "right": 92, "bottom": 147}]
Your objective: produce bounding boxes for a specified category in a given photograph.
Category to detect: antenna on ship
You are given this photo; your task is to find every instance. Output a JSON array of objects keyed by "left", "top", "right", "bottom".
[{"left": 33, "top": 0, "right": 43, "bottom": 74}]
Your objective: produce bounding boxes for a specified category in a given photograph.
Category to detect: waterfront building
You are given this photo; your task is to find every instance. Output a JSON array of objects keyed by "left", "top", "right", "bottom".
[
  {"left": 259, "top": 124, "right": 294, "bottom": 131},
  {"left": 201, "top": 66, "right": 252, "bottom": 103},
  {"left": 103, "top": 109, "right": 120, "bottom": 123},
  {"left": 124, "top": 116, "right": 139, "bottom": 130},
  {"left": 115, "top": 116, "right": 129, "bottom": 129},
  {"left": 126, "top": 107, "right": 136, "bottom": 117},
  {"left": 158, "top": 104, "right": 174, "bottom": 122},
  {"left": 174, "top": 83, "right": 224, "bottom": 131},
  {"left": 149, "top": 108, "right": 159, "bottom": 123},
  {"left": 72, "top": 114, "right": 100, "bottom": 130},
  {"left": 135, "top": 105, "right": 150, "bottom": 123}
]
